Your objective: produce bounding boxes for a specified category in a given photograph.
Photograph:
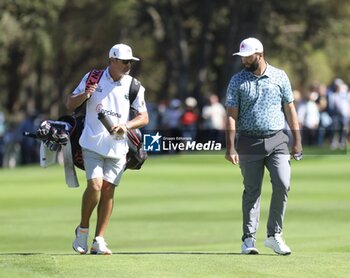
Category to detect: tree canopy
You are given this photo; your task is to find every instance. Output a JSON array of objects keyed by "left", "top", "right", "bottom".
[{"left": 1, "top": 0, "right": 350, "bottom": 119}]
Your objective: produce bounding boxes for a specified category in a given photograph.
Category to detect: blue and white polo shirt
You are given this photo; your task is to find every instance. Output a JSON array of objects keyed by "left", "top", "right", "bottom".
[{"left": 226, "top": 63, "right": 294, "bottom": 136}]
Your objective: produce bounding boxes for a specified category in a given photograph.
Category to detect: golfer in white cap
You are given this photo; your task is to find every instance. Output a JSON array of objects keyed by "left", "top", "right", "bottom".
[{"left": 225, "top": 37, "right": 302, "bottom": 255}]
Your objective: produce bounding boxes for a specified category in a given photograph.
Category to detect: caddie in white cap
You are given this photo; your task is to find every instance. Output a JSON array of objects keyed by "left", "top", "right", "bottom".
[
  {"left": 225, "top": 37, "right": 302, "bottom": 256},
  {"left": 109, "top": 43, "right": 140, "bottom": 61},
  {"left": 66, "top": 43, "right": 148, "bottom": 255}
]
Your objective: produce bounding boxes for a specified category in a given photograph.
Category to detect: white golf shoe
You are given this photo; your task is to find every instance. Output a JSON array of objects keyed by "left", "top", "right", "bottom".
[
  {"left": 90, "top": 236, "right": 112, "bottom": 255},
  {"left": 72, "top": 226, "right": 89, "bottom": 254},
  {"left": 241, "top": 237, "right": 259, "bottom": 255},
  {"left": 264, "top": 233, "right": 291, "bottom": 255}
]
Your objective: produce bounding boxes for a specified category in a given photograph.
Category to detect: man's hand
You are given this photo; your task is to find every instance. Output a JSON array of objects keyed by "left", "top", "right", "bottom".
[
  {"left": 225, "top": 151, "right": 239, "bottom": 165},
  {"left": 112, "top": 124, "right": 128, "bottom": 135},
  {"left": 291, "top": 142, "right": 303, "bottom": 160},
  {"left": 85, "top": 83, "right": 98, "bottom": 99}
]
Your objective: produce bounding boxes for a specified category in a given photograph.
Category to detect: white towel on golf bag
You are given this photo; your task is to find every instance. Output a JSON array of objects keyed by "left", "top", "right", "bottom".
[
  {"left": 62, "top": 139, "right": 80, "bottom": 188},
  {"left": 39, "top": 139, "right": 80, "bottom": 188},
  {"left": 40, "top": 142, "right": 57, "bottom": 167}
]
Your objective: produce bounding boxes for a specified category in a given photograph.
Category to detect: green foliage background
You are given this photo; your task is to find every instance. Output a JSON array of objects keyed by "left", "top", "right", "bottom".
[{"left": 1, "top": 0, "right": 350, "bottom": 119}]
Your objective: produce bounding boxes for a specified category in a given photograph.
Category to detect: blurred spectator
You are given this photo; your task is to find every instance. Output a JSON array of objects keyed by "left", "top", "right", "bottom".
[
  {"left": 143, "top": 102, "right": 159, "bottom": 132},
  {"left": 293, "top": 89, "right": 303, "bottom": 108},
  {"left": 327, "top": 78, "right": 349, "bottom": 150},
  {"left": 201, "top": 94, "right": 226, "bottom": 144},
  {"left": 161, "top": 99, "right": 183, "bottom": 132},
  {"left": 0, "top": 112, "right": 5, "bottom": 167},
  {"left": 3, "top": 121, "right": 20, "bottom": 168},
  {"left": 16, "top": 112, "right": 42, "bottom": 164},
  {"left": 160, "top": 99, "right": 183, "bottom": 153},
  {"left": 181, "top": 97, "right": 199, "bottom": 140},
  {"left": 297, "top": 86, "right": 320, "bottom": 145},
  {"left": 348, "top": 92, "right": 350, "bottom": 142},
  {"left": 315, "top": 84, "right": 332, "bottom": 146}
]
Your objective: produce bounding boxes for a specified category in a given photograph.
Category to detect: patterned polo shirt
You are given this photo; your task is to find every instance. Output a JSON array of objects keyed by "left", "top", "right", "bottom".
[{"left": 226, "top": 63, "right": 294, "bottom": 136}]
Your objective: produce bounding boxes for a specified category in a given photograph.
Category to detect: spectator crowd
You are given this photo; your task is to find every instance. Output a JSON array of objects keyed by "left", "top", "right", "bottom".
[
  {"left": 0, "top": 77, "right": 349, "bottom": 167},
  {"left": 294, "top": 78, "right": 350, "bottom": 150},
  {"left": 0, "top": 93, "right": 227, "bottom": 167}
]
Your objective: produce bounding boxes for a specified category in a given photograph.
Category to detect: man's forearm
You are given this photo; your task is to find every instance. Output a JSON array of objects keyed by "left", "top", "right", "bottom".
[
  {"left": 126, "top": 112, "right": 149, "bottom": 129},
  {"left": 66, "top": 92, "right": 90, "bottom": 113},
  {"left": 284, "top": 102, "right": 302, "bottom": 152}
]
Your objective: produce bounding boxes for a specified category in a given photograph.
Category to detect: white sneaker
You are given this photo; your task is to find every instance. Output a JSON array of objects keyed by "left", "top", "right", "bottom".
[
  {"left": 264, "top": 234, "right": 291, "bottom": 255},
  {"left": 241, "top": 237, "right": 259, "bottom": 255},
  {"left": 72, "top": 226, "right": 89, "bottom": 254},
  {"left": 90, "top": 236, "right": 112, "bottom": 255}
]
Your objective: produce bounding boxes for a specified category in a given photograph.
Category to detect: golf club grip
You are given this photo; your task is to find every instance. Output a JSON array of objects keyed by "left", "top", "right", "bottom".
[{"left": 23, "top": 132, "right": 37, "bottom": 139}]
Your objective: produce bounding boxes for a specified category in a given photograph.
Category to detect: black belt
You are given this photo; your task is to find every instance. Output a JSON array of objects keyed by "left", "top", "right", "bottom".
[{"left": 239, "top": 130, "right": 281, "bottom": 139}]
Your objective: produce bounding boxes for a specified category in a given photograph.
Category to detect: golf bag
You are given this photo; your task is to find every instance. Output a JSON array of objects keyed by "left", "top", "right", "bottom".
[
  {"left": 24, "top": 70, "right": 147, "bottom": 171},
  {"left": 63, "top": 114, "right": 147, "bottom": 171}
]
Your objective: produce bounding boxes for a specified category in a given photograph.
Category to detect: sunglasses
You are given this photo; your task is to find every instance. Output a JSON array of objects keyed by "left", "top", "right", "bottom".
[{"left": 116, "top": 59, "right": 133, "bottom": 65}]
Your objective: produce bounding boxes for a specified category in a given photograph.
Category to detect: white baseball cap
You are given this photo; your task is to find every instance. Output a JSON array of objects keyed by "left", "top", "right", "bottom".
[
  {"left": 233, "top": 38, "right": 264, "bottom": 57},
  {"left": 185, "top": 97, "right": 197, "bottom": 108},
  {"left": 109, "top": 43, "right": 140, "bottom": 61}
]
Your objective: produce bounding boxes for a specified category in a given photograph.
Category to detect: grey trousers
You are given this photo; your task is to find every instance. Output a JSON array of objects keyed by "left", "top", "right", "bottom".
[{"left": 237, "top": 131, "right": 291, "bottom": 239}]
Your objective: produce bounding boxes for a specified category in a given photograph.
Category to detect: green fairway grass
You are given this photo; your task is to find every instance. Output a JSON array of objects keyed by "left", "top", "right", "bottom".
[{"left": 0, "top": 153, "right": 349, "bottom": 277}]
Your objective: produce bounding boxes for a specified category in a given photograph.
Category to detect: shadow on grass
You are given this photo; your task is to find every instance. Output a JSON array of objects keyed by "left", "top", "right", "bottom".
[
  {"left": 0, "top": 253, "right": 75, "bottom": 256},
  {"left": 0, "top": 251, "right": 275, "bottom": 256}
]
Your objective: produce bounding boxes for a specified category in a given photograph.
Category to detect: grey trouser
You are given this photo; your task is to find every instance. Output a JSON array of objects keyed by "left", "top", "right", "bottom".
[{"left": 237, "top": 131, "right": 291, "bottom": 239}]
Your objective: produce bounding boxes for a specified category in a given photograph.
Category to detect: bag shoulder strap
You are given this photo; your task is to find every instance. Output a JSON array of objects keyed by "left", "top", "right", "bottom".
[
  {"left": 129, "top": 77, "right": 141, "bottom": 105},
  {"left": 129, "top": 78, "right": 141, "bottom": 119},
  {"left": 74, "top": 69, "right": 104, "bottom": 115},
  {"left": 74, "top": 71, "right": 140, "bottom": 116}
]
